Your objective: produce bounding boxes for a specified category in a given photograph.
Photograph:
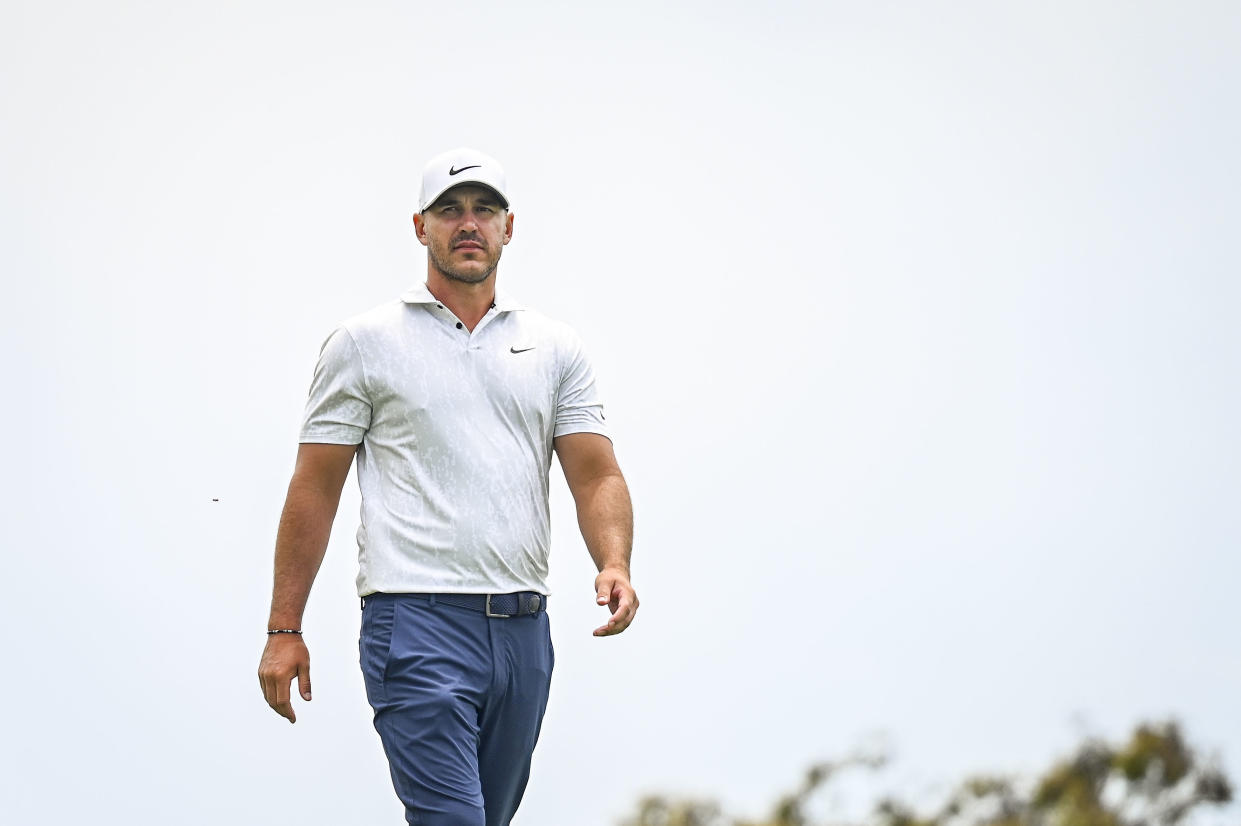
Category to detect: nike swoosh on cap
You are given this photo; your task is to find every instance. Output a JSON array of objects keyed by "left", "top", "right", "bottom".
[{"left": 449, "top": 164, "right": 481, "bottom": 175}]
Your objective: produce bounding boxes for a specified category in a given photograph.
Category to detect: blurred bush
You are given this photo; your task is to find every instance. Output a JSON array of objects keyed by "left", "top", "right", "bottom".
[{"left": 620, "top": 721, "right": 1231, "bottom": 826}]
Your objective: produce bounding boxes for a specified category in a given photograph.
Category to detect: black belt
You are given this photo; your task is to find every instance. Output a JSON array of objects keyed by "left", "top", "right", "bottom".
[{"left": 363, "top": 591, "right": 547, "bottom": 618}]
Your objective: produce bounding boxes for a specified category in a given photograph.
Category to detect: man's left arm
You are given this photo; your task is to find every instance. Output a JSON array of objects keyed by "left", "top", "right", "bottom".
[{"left": 554, "top": 432, "right": 637, "bottom": 636}]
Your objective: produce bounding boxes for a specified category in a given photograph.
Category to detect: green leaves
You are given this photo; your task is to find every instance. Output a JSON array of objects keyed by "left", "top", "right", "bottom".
[
  {"left": 1113, "top": 723, "right": 1190, "bottom": 787},
  {"left": 619, "top": 721, "right": 1232, "bottom": 826}
]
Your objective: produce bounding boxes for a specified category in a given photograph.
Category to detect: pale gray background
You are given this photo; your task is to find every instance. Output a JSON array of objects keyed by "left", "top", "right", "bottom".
[{"left": 2, "top": 1, "right": 1238, "bottom": 824}]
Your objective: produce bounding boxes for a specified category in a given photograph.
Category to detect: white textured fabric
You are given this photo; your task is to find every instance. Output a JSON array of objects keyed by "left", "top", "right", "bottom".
[{"left": 299, "top": 283, "right": 609, "bottom": 597}]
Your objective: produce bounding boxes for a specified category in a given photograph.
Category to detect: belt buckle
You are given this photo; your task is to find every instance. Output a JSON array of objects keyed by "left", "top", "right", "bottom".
[{"left": 484, "top": 594, "right": 513, "bottom": 618}]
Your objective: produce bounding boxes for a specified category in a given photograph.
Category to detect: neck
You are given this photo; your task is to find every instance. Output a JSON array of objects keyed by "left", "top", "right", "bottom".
[{"left": 425, "top": 270, "right": 497, "bottom": 332}]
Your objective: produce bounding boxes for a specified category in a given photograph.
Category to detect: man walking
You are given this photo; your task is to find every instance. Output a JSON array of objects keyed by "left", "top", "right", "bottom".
[{"left": 257, "top": 147, "right": 637, "bottom": 825}]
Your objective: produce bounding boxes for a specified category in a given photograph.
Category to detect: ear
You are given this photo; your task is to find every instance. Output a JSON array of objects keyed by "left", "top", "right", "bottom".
[
  {"left": 412, "top": 212, "right": 429, "bottom": 246},
  {"left": 502, "top": 211, "right": 514, "bottom": 246}
]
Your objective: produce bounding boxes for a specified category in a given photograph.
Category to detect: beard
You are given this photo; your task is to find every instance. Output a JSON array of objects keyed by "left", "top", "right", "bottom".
[{"left": 428, "top": 239, "right": 502, "bottom": 284}]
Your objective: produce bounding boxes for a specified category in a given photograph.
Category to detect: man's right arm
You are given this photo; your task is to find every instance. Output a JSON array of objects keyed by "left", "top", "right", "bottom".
[{"left": 257, "top": 442, "right": 357, "bottom": 723}]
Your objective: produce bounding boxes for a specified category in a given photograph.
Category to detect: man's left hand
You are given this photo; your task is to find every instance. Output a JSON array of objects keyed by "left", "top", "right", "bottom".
[{"left": 593, "top": 568, "right": 638, "bottom": 636}]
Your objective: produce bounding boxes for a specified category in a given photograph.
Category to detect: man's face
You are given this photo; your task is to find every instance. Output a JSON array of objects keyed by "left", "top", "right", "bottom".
[{"left": 413, "top": 184, "right": 513, "bottom": 285}]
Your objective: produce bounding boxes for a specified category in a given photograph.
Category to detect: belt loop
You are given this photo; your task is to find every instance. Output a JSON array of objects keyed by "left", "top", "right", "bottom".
[{"left": 428, "top": 594, "right": 437, "bottom": 608}]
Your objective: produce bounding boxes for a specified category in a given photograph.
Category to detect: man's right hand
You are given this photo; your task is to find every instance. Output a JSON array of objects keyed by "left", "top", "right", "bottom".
[
  {"left": 258, "top": 634, "right": 312, "bottom": 723},
  {"left": 259, "top": 444, "right": 356, "bottom": 723}
]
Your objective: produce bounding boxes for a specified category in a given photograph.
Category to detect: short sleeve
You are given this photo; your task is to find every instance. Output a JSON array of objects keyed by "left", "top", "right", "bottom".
[
  {"left": 554, "top": 332, "right": 610, "bottom": 440},
  {"left": 299, "top": 327, "right": 371, "bottom": 444}
]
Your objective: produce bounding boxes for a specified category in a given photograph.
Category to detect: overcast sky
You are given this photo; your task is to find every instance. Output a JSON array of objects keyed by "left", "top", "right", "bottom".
[{"left": 2, "top": 1, "right": 1239, "bottom": 824}]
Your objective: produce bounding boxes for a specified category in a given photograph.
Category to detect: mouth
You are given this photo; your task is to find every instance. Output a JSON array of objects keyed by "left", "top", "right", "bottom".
[{"left": 453, "top": 239, "right": 485, "bottom": 252}]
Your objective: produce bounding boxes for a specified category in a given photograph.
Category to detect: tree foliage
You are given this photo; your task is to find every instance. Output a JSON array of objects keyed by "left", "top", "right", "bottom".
[{"left": 620, "top": 722, "right": 1232, "bottom": 826}]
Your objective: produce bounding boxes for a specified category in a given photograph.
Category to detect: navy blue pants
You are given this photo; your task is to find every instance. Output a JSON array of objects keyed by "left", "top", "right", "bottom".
[{"left": 359, "top": 593, "right": 554, "bottom": 826}]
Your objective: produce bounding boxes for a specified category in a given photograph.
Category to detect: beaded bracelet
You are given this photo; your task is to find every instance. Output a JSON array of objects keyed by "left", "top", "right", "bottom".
[{"left": 267, "top": 629, "right": 303, "bottom": 635}]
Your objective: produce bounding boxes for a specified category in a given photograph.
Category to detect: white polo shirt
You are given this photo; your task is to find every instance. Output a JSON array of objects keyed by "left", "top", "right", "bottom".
[{"left": 299, "top": 283, "right": 610, "bottom": 597}]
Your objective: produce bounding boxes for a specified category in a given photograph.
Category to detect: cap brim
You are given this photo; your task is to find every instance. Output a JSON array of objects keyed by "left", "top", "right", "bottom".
[{"left": 421, "top": 180, "right": 509, "bottom": 212}]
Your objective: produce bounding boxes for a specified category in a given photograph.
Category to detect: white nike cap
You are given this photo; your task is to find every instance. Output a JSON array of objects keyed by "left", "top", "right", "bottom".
[{"left": 418, "top": 147, "right": 510, "bottom": 213}]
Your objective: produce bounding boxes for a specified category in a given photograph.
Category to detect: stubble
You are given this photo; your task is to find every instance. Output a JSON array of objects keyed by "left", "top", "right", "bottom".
[{"left": 428, "top": 239, "right": 502, "bottom": 285}]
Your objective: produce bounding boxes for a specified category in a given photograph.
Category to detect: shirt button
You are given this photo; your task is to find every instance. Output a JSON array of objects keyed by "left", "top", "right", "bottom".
[{"left": 456, "top": 322, "right": 463, "bottom": 329}]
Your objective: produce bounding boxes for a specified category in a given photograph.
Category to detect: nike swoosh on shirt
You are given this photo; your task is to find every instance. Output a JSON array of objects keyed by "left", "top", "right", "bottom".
[
  {"left": 449, "top": 165, "right": 481, "bottom": 175},
  {"left": 510, "top": 346, "right": 535, "bottom": 354}
]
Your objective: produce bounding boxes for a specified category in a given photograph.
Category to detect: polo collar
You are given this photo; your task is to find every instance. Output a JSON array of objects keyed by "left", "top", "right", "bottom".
[{"left": 400, "top": 282, "right": 525, "bottom": 312}]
